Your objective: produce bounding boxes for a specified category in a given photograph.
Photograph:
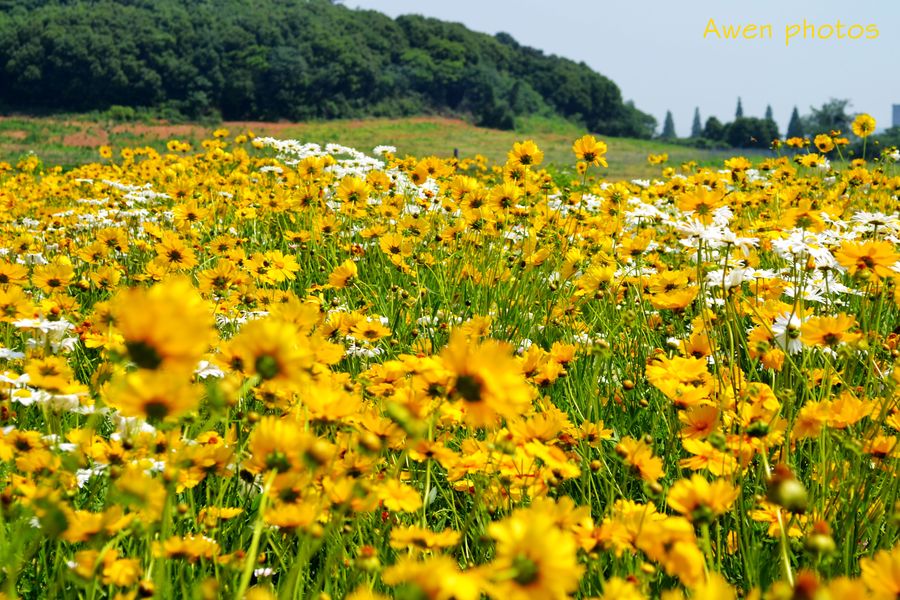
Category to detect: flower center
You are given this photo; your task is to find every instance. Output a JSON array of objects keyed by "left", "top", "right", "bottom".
[
  {"left": 512, "top": 554, "right": 539, "bottom": 585},
  {"left": 455, "top": 374, "right": 484, "bottom": 403}
]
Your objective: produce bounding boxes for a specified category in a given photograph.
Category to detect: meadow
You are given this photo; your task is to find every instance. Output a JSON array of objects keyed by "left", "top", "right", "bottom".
[
  {"left": 0, "top": 114, "right": 756, "bottom": 181},
  {"left": 0, "top": 117, "right": 898, "bottom": 599}
]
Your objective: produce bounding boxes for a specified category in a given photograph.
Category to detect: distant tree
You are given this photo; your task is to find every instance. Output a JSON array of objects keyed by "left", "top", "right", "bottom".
[
  {"left": 691, "top": 107, "right": 702, "bottom": 138},
  {"left": 735, "top": 97, "right": 744, "bottom": 119},
  {"left": 622, "top": 100, "right": 658, "bottom": 139},
  {"left": 703, "top": 116, "right": 726, "bottom": 141},
  {"left": 727, "top": 117, "right": 779, "bottom": 148},
  {"left": 764, "top": 104, "right": 779, "bottom": 138},
  {"left": 661, "top": 110, "right": 676, "bottom": 139},
  {"left": 786, "top": 106, "right": 804, "bottom": 138},
  {"left": 803, "top": 98, "right": 852, "bottom": 135}
]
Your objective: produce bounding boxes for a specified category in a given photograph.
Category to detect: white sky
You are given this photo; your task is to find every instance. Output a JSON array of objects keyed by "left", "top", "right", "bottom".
[{"left": 349, "top": 0, "right": 899, "bottom": 135}]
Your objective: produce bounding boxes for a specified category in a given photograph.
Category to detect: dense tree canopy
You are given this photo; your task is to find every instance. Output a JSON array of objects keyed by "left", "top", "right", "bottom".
[{"left": 0, "top": 0, "right": 656, "bottom": 136}]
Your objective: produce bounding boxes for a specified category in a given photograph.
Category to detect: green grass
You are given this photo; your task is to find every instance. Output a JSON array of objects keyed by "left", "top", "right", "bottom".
[
  {"left": 280, "top": 114, "right": 765, "bottom": 180},
  {"left": 0, "top": 113, "right": 768, "bottom": 179}
]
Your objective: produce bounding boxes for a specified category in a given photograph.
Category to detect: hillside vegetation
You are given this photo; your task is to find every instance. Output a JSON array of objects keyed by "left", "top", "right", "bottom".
[{"left": 0, "top": 0, "right": 655, "bottom": 136}]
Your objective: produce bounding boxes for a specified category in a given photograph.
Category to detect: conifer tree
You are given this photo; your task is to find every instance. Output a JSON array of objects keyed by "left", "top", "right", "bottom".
[
  {"left": 661, "top": 110, "right": 676, "bottom": 139},
  {"left": 691, "top": 107, "right": 702, "bottom": 138},
  {"left": 787, "top": 106, "right": 804, "bottom": 138}
]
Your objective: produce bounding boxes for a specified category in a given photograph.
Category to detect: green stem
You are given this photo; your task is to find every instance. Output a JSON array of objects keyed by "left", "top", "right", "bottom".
[{"left": 236, "top": 471, "right": 277, "bottom": 599}]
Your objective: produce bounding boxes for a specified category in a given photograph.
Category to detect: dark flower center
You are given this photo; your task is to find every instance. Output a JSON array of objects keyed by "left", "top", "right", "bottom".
[
  {"left": 126, "top": 340, "right": 163, "bottom": 370},
  {"left": 456, "top": 374, "right": 484, "bottom": 403}
]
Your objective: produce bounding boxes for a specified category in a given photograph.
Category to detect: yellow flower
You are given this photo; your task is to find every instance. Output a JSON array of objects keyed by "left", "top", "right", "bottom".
[
  {"left": 801, "top": 313, "right": 861, "bottom": 348},
  {"left": 852, "top": 114, "right": 876, "bottom": 138},
  {"left": 676, "top": 188, "right": 725, "bottom": 224},
  {"left": 572, "top": 134, "right": 608, "bottom": 167},
  {"left": 31, "top": 261, "right": 74, "bottom": 294},
  {"left": 861, "top": 546, "right": 900, "bottom": 599},
  {"left": 0, "top": 286, "right": 32, "bottom": 322},
  {"left": 105, "top": 370, "right": 202, "bottom": 422},
  {"left": 645, "top": 355, "right": 714, "bottom": 409},
  {"left": 647, "top": 269, "right": 698, "bottom": 310},
  {"left": 440, "top": 331, "right": 533, "bottom": 428},
  {"left": 244, "top": 415, "right": 329, "bottom": 475},
  {"left": 814, "top": 134, "right": 834, "bottom": 153},
  {"left": 488, "top": 181, "right": 523, "bottom": 211},
  {"left": 264, "top": 500, "right": 319, "bottom": 530},
  {"left": 749, "top": 501, "right": 807, "bottom": 538},
  {"left": 327, "top": 259, "right": 358, "bottom": 288},
  {"left": 336, "top": 176, "right": 372, "bottom": 204},
  {"left": 0, "top": 261, "right": 28, "bottom": 287},
  {"left": 112, "top": 277, "right": 213, "bottom": 371},
  {"left": 487, "top": 508, "right": 584, "bottom": 600},
  {"left": 350, "top": 318, "right": 391, "bottom": 343},
  {"left": 379, "top": 232, "right": 414, "bottom": 265},
  {"left": 378, "top": 480, "right": 422, "bottom": 512},
  {"left": 155, "top": 535, "right": 219, "bottom": 562},
  {"left": 245, "top": 250, "right": 300, "bottom": 284},
  {"left": 835, "top": 240, "right": 898, "bottom": 280},
  {"left": 383, "top": 555, "right": 482, "bottom": 600},
  {"left": 691, "top": 573, "right": 736, "bottom": 600},
  {"left": 508, "top": 140, "right": 543, "bottom": 168},
  {"left": 389, "top": 525, "right": 461, "bottom": 551},
  {"left": 781, "top": 200, "right": 826, "bottom": 232},
  {"left": 61, "top": 506, "right": 133, "bottom": 543},
  {"left": 680, "top": 438, "right": 738, "bottom": 476},
  {"left": 600, "top": 577, "right": 645, "bottom": 600},
  {"left": 796, "top": 153, "right": 825, "bottom": 168},
  {"left": 616, "top": 436, "right": 664, "bottom": 484},
  {"left": 101, "top": 555, "right": 142, "bottom": 587},
  {"left": 198, "top": 506, "right": 243, "bottom": 528},
  {"left": 154, "top": 232, "right": 198, "bottom": 270},
  {"left": 225, "top": 317, "right": 313, "bottom": 387},
  {"left": 667, "top": 475, "right": 739, "bottom": 523},
  {"left": 24, "top": 356, "right": 78, "bottom": 393}
]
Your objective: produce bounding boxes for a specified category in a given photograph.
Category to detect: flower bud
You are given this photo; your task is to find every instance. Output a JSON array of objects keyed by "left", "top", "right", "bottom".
[{"left": 767, "top": 464, "right": 808, "bottom": 514}]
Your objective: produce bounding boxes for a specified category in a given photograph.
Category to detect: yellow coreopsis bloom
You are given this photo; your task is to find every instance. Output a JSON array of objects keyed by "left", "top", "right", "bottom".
[
  {"left": 327, "top": 258, "right": 358, "bottom": 289},
  {"left": 852, "top": 113, "right": 876, "bottom": 138},
  {"left": 105, "top": 370, "right": 202, "bottom": 422},
  {"left": 508, "top": 140, "right": 543, "bottom": 168},
  {"left": 861, "top": 546, "right": 900, "bottom": 599},
  {"left": 801, "top": 313, "right": 861, "bottom": 348},
  {"left": 111, "top": 277, "right": 214, "bottom": 371},
  {"left": 487, "top": 509, "right": 584, "bottom": 600},
  {"left": 336, "top": 175, "right": 372, "bottom": 204},
  {"left": 835, "top": 240, "right": 899, "bottom": 280},
  {"left": 572, "top": 134, "right": 608, "bottom": 167},
  {"left": 225, "top": 317, "right": 313, "bottom": 386},
  {"left": 667, "top": 475, "right": 739, "bottom": 523},
  {"left": 440, "top": 331, "right": 533, "bottom": 428},
  {"left": 814, "top": 134, "right": 834, "bottom": 153}
]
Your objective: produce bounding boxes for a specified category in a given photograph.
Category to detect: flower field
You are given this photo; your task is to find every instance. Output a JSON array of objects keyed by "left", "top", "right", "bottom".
[{"left": 0, "top": 122, "right": 899, "bottom": 599}]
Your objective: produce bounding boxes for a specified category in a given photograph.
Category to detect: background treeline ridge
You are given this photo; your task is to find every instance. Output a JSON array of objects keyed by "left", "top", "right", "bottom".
[{"left": 0, "top": 0, "right": 656, "bottom": 136}]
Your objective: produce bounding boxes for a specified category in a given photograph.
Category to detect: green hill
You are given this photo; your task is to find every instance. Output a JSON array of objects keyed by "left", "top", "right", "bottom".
[{"left": 0, "top": 0, "right": 655, "bottom": 137}]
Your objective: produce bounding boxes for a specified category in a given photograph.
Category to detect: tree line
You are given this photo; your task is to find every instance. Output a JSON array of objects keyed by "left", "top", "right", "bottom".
[
  {"left": 0, "top": 0, "right": 656, "bottom": 136},
  {"left": 658, "top": 98, "right": 890, "bottom": 150}
]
